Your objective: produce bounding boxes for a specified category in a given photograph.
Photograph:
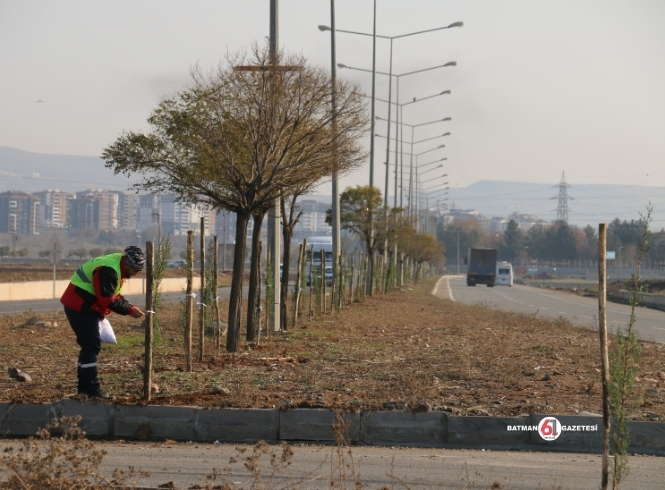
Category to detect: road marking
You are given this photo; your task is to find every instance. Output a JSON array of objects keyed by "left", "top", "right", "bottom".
[
  {"left": 432, "top": 275, "right": 459, "bottom": 302},
  {"left": 431, "top": 276, "right": 445, "bottom": 296},
  {"left": 492, "top": 290, "right": 522, "bottom": 304},
  {"left": 446, "top": 277, "right": 456, "bottom": 302},
  {"left": 611, "top": 321, "right": 627, "bottom": 325},
  {"left": 558, "top": 311, "right": 567, "bottom": 315}
]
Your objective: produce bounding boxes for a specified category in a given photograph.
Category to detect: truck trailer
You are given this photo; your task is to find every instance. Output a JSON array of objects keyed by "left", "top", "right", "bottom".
[{"left": 466, "top": 248, "right": 498, "bottom": 287}]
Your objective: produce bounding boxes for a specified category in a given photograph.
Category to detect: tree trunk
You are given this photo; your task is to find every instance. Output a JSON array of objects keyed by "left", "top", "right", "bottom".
[
  {"left": 226, "top": 210, "right": 250, "bottom": 353},
  {"left": 280, "top": 222, "right": 294, "bottom": 330},
  {"left": 366, "top": 248, "right": 374, "bottom": 296},
  {"left": 246, "top": 212, "right": 265, "bottom": 341},
  {"left": 293, "top": 242, "right": 304, "bottom": 329}
]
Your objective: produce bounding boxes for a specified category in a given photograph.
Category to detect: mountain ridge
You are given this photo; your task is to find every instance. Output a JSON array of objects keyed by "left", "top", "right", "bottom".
[{"left": 1, "top": 146, "right": 662, "bottom": 229}]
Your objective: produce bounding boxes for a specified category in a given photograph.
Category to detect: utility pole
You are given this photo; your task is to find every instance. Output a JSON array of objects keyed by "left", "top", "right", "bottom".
[
  {"left": 268, "top": 0, "right": 281, "bottom": 332},
  {"left": 329, "top": 0, "right": 341, "bottom": 306}
]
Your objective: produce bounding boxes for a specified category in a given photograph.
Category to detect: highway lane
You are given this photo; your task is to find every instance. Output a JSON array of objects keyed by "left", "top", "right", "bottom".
[
  {"left": 0, "top": 287, "right": 244, "bottom": 315},
  {"left": 434, "top": 275, "right": 665, "bottom": 344}
]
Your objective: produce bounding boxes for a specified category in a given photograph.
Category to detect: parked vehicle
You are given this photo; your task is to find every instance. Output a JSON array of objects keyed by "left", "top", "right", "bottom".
[
  {"left": 466, "top": 248, "right": 497, "bottom": 287},
  {"left": 305, "top": 236, "right": 333, "bottom": 287},
  {"left": 495, "top": 261, "right": 514, "bottom": 286},
  {"left": 306, "top": 264, "right": 333, "bottom": 287}
]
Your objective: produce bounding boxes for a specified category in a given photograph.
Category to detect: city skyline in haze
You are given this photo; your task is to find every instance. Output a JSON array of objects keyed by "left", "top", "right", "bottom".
[{"left": 1, "top": 1, "right": 664, "bottom": 225}]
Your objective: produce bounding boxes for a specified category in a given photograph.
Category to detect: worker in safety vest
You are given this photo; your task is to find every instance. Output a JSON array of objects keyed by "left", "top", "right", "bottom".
[{"left": 60, "top": 246, "right": 146, "bottom": 398}]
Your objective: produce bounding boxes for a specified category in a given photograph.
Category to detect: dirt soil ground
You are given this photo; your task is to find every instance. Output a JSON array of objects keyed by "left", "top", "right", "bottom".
[{"left": 2, "top": 273, "right": 665, "bottom": 421}]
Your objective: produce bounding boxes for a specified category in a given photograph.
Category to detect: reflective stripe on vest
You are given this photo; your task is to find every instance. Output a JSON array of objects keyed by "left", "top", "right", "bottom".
[{"left": 69, "top": 253, "right": 123, "bottom": 297}]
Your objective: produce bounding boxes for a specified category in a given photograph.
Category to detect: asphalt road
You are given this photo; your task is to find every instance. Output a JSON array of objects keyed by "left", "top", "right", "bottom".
[
  {"left": 0, "top": 288, "right": 241, "bottom": 315},
  {"left": 1, "top": 440, "right": 661, "bottom": 489},
  {"left": 434, "top": 275, "right": 665, "bottom": 344}
]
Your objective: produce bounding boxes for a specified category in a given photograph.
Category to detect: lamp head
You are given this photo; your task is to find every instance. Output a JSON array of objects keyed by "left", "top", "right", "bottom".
[
  {"left": 442, "top": 117, "right": 452, "bottom": 122},
  {"left": 441, "top": 90, "right": 452, "bottom": 95},
  {"left": 318, "top": 25, "right": 331, "bottom": 31},
  {"left": 337, "top": 63, "right": 348, "bottom": 69},
  {"left": 447, "top": 21, "right": 464, "bottom": 28},
  {"left": 444, "top": 61, "right": 457, "bottom": 67},
  {"left": 442, "top": 132, "right": 451, "bottom": 137}
]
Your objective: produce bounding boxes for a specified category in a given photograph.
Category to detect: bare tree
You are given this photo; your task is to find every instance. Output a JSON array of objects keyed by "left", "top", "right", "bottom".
[{"left": 103, "top": 44, "right": 367, "bottom": 352}]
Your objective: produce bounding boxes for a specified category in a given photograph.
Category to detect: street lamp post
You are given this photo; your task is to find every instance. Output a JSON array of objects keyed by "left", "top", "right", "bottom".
[
  {"left": 320, "top": 19, "right": 461, "bottom": 292},
  {"left": 322, "top": 20, "right": 462, "bottom": 200},
  {"left": 375, "top": 125, "right": 450, "bottom": 206},
  {"left": 326, "top": 0, "right": 342, "bottom": 294},
  {"left": 376, "top": 115, "right": 450, "bottom": 217},
  {"left": 407, "top": 145, "right": 446, "bottom": 219},
  {"left": 340, "top": 63, "right": 456, "bottom": 208},
  {"left": 371, "top": 89, "right": 451, "bottom": 205}
]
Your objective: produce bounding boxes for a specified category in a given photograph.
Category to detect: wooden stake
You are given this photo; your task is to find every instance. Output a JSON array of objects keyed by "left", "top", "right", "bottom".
[
  {"left": 321, "top": 248, "right": 327, "bottom": 315},
  {"left": 308, "top": 245, "right": 314, "bottom": 318},
  {"left": 185, "top": 230, "right": 194, "bottom": 372},
  {"left": 213, "top": 235, "right": 221, "bottom": 353},
  {"left": 598, "top": 223, "right": 610, "bottom": 490},
  {"left": 199, "top": 217, "right": 206, "bottom": 362},
  {"left": 143, "top": 241, "right": 154, "bottom": 401}
]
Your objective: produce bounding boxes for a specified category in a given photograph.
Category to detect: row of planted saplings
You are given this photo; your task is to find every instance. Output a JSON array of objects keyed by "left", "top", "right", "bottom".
[
  {"left": 140, "top": 220, "right": 224, "bottom": 400},
  {"left": 139, "top": 228, "right": 433, "bottom": 399}
]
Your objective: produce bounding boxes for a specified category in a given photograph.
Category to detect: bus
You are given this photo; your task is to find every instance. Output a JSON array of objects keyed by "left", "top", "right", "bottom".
[{"left": 495, "top": 262, "right": 514, "bottom": 286}]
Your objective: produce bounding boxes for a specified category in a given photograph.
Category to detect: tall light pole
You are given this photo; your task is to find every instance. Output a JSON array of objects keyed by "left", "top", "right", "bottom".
[
  {"left": 320, "top": 20, "right": 463, "bottom": 188},
  {"left": 371, "top": 89, "right": 450, "bottom": 206},
  {"left": 376, "top": 116, "right": 451, "bottom": 218},
  {"left": 403, "top": 144, "right": 447, "bottom": 219},
  {"left": 340, "top": 63, "right": 456, "bottom": 208},
  {"left": 319, "top": 18, "right": 461, "bottom": 292},
  {"left": 269, "top": 0, "right": 280, "bottom": 331},
  {"left": 326, "top": 0, "right": 341, "bottom": 282}
]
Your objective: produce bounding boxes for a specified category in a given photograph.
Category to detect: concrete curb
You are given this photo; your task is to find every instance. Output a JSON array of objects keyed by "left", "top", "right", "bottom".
[{"left": 0, "top": 401, "right": 663, "bottom": 455}]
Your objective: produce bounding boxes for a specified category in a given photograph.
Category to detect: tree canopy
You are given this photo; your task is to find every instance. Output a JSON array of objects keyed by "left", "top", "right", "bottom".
[{"left": 103, "top": 44, "right": 368, "bottom": 352}]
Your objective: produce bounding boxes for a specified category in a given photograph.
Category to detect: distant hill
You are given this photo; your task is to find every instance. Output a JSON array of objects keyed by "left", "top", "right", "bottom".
[
  {"left": 1, "top": 147, "right": 662, "bottom": 229},
  {"left": 0, "top": 146, "right": 136, "bottom": 193},
  {"left": 447, "top": 180, "right": 665, "bottom": 229}
]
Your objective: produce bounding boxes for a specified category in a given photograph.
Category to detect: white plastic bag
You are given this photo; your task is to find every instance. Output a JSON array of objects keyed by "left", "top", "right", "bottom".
[{"left": 99, "top": 318, "right": 117, "bottom": 344}]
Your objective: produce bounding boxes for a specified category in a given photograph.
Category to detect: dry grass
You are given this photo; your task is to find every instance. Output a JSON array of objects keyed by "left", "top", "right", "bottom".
[{"left": 1, "top": 276, "right": 665, "bottom": 420}]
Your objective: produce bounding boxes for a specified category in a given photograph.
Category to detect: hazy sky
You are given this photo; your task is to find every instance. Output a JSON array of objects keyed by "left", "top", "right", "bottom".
[{"left": 2, "top": 1, "right": 665, "bottom": 205}]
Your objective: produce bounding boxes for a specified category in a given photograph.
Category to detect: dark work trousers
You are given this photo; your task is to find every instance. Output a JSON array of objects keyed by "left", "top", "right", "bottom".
[{"left": 64, "top": 306, "right": 103, "bottom": 393}]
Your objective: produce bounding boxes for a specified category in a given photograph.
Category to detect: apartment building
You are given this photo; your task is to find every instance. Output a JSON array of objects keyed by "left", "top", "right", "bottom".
[
  {"left": 160, "top": 194, "right": 215, "bottom": 236},
  {"left": 293, "top": 199, "right": 331, "bottom": 240},
  {"left": 0, "top": 191, "right": 40, "bottom": 235},
  {"left": 137, "top": 194, "right": 161, "bottom": 232},
  {"left": 34, "top": 189, "right": 74, "bottom": 229},
  {"left": 112, "top": 191, "right": 140, "bottom": 230},
  {"left": 69, "top": 189, "right": 119, "bottom": 231}
]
